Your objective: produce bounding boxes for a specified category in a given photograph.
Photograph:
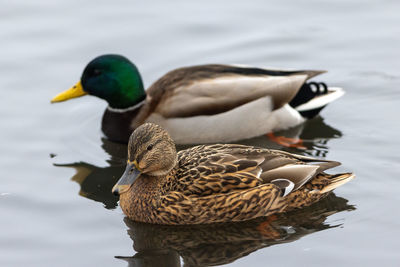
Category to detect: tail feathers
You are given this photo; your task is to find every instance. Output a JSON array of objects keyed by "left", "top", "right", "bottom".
[
  {"left": 294, "top": 86, "right": 345, "bottom": 113},
  {"left": 284, "top": 172, "right": 354, "bottom": 212},
  {"left": 319, "top": 173, "right": 355, "bottom": 194},
  {"left": 289, "top": 80, "right": 345, "bottom": 119}
]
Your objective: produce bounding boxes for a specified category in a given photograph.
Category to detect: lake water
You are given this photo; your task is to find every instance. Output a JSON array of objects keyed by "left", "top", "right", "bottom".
[{"left": 1, "top": 0, "right": 400, "bottom": 266}]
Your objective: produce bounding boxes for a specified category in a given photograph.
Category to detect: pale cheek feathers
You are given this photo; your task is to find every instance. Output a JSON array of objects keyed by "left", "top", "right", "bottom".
[{"left": 140, "top": 154, "right": 167, "bottom": 172}]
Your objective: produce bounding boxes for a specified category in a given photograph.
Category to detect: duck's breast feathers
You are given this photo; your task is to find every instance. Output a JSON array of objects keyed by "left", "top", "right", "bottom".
[
  {"left": 176, "top": 144, "right": 342, "bottom": 198},
  {"left": 147, "top": 64, "right": 325, "bottom": 118}
]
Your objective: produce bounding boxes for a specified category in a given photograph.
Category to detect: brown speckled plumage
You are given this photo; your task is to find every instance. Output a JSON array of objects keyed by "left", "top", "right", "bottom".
[{"left": 115, "top": 123, "right": 354, "bottom": 225}]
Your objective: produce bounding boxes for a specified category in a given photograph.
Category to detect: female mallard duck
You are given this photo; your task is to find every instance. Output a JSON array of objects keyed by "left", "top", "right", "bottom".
[
  {"left": 112, "top": 123, "right": 354, "bottom": 225},
  {"left": 51, "top": 54, "right": 344, "bottom": 144}
]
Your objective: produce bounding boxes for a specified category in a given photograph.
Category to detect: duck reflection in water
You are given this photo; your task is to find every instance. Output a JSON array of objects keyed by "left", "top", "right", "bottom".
[
  {"left": 53, "top": 116, "right": 343, "bottom": 209},
  {"left": 116, "top": 193, "right": 354, "bottom": 267},
  {"left": 53, "top": 138, "right": 127, "bottom": 209},
  {"left": 248, "top": 116, "right": 342, "bottom": 158}
]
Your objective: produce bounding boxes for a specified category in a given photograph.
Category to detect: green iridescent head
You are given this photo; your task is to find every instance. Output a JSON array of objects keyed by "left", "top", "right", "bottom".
[{"left": 51, "top": 54, "right": 146, "bottom": 109}]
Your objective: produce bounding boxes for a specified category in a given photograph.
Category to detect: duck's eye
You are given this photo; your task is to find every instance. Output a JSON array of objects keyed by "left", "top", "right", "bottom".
[
  {"left": 147, "top": 144, "right": 153, "bottom": 151},
  {"left": 93, "top": 69, "right": 102, "bottom": 76}
]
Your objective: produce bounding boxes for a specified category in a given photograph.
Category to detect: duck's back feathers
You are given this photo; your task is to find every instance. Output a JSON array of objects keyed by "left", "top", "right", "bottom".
[
  {"left": 175, "top": 144, "right": 341, "bottom": 199},
  {"left": 176, "top": 144, "right": 265, "bottom": 197},
  {"left": 143, "top": 64, "right": 326, "bottom": 119}
]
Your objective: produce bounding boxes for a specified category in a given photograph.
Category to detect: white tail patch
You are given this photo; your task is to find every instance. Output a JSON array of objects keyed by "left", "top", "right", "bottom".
[{"left": 295, "top": 87, "right": 345, "bottom": 112}]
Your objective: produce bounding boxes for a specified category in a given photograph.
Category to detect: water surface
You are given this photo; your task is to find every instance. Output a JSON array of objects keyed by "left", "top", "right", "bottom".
[{"left": 1, "top": 0, "right": 400, "bottom": 266}]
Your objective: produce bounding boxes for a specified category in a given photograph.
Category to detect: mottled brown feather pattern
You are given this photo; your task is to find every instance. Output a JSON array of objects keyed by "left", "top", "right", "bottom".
[{"left": 117, "top": 123, "right": 354, "bottom": 225}]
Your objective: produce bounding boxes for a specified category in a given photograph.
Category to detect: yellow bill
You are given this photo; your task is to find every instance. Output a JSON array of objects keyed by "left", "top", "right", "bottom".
[{"left": 51, "top": 81, "right": 87, "bottom": 103}]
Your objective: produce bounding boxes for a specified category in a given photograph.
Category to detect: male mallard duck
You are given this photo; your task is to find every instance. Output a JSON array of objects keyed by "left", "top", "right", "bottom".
[
  {"left": 51, "top": 54, "right": 344, "bottom": 144},
  {"left": 112, "top": 123, "right": 354, "bottom": 225}
]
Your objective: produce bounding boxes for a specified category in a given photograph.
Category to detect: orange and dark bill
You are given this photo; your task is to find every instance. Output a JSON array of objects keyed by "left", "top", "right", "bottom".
[{"left": 112, "top": 161, "right": 141, "bottom": 196}]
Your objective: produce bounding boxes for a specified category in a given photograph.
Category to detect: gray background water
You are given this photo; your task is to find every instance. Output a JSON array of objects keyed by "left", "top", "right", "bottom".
[{"left": 1, "top": 0, "right": 399, "bottom": 266}]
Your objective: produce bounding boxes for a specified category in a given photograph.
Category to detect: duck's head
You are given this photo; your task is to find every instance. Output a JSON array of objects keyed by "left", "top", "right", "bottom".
[
  {"left": 51, "top": 54, "right": 146, "bottom": 109},
  {"left": 112, "top": 123, "right": 177, "bottom": 196}
]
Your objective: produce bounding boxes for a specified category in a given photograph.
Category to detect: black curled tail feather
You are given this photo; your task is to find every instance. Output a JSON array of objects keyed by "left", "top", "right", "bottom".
[{"left": 289, "top": 82, "right": 330, "bottom": 119}]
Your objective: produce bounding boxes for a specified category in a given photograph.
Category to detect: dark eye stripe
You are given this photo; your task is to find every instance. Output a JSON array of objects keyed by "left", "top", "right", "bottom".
[{"left": 136, "top": 139, "right": 164, "bottom": 163}]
